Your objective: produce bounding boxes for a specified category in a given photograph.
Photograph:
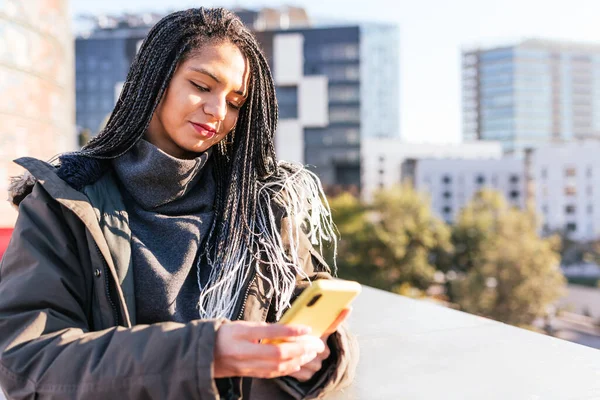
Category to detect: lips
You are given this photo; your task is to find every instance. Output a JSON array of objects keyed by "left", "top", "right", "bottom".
[{"left": 190, "top": 122, "right": 217, "bottom": 139}]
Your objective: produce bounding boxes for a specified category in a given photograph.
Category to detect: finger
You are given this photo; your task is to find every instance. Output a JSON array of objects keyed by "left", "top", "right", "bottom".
[
  {"left": 316, "top": 341, "right": 331, "bottom": 360},
  {"left": 249, "top": 340, "right": 324, "bottom": 361},
  {"left": 238, "top": 357, "right": 305, "bottom": 379},
  {"left": 288, "top": 363, "right": 321, "bottom": 382},
  {"left": 299, "top": 356, "right": 323, "bottom": 373},
  {"left": 240, "top": 323, "right": 311, "bottom": 341},
  {"left": 322, "top": 307, "right": 352, "bottom": 338}
]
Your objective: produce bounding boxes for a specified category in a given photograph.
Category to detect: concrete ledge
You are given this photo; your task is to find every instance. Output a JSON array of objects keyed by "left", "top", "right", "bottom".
[{"left": 330, "top": 286, "right": 600, "bottom": 399}]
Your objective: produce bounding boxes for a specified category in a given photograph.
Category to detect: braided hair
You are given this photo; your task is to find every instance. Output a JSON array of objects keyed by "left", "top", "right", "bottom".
[{"left": 63, "top": 8, "right": 336, "bottom": 319}]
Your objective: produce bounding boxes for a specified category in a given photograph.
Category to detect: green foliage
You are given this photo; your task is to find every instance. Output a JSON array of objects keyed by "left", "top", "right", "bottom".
[
  {"left": 370, "top": 184, "right": 452, "bottom": 291},
  {"left": 330, "top": 184, "right": 452, "bottom": 292},
  {"left": 327, "top": 192, "right": 385, "bottom": 289},
  {"left": 329, "top": 186, "right": 567, "bottom": 328},
  {"left": 448, "top": 190, "right": 566, "bottom": 327}
]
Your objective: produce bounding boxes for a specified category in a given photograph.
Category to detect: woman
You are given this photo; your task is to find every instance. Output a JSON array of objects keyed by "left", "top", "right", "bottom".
[{"left": 0, "top": 8, "right": 357, "bottom": 400}]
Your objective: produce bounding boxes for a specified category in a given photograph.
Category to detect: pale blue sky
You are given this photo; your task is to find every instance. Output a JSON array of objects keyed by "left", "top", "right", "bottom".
[{"left": 71, "top": 0, "right": 600, "bottom": 143}]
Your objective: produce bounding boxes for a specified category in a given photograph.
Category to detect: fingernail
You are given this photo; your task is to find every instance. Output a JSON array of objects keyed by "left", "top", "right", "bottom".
[
  {"left": 297, "top": 326, "right": 312, "bottom": 335},
  {"left": 303, "top": 352, "right": 317, "bottom": 363}
]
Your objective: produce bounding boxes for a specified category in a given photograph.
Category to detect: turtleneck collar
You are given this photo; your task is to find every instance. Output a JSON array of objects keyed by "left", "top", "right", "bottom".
[{"left": 112, "top": 139, "right": 213, "bottom": 210}]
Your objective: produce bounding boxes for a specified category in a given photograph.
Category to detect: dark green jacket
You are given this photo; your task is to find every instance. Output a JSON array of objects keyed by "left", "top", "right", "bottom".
[{"left": 0, "top": 157, "right": 357, "bottom": 399}]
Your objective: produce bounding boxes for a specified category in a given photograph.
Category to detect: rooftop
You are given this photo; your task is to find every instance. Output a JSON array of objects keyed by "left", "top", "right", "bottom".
[{"left": 330, "top": 286, "right": 600, "bottom": 399}]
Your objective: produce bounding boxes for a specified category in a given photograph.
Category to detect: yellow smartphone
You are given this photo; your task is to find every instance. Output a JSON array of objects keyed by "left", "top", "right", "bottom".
[{"left": 276, "top": 279, "right": 361, "bottom": 338}]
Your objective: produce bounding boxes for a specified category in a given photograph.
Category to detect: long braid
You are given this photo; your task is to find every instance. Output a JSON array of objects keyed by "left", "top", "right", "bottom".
[{"left": 61, "top": 8, "right": 336, "bottom": 319}]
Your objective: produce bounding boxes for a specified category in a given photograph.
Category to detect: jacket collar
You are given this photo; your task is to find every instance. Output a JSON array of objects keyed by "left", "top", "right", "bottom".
[{"left": 12, "top": 157, "right": 133, "bottom": 327}]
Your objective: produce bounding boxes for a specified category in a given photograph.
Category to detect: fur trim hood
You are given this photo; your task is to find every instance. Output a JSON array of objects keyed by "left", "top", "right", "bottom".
[
  {"left": 7, "top": 170, "right": 37, "bottom": 209},
  {"left": 7, "top": 155, "right": 109, "bottom": 209}
]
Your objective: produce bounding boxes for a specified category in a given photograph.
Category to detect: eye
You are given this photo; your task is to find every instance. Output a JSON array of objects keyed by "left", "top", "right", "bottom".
[
  {"left": 190, "top": 81, "right": 209, "bottom": 92},
  {"left": 227, "top": 101, "right": 241, "bottom": 110}
]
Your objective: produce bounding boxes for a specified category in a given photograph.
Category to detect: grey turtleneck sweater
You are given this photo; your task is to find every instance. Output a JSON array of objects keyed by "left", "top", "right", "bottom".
[{"left": 112, "top": 139, "right": 215, "bottom": 324}]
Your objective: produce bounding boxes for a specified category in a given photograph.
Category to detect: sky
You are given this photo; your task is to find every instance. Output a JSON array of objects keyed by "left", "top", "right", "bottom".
[{"left": 71, "top": 0, "right": 600, "bottom": 144}]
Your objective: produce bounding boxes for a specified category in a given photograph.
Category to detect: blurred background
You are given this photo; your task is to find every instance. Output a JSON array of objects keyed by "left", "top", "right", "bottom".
[{"left": 1, "top": 0, "right": 599, "bottom": 349}]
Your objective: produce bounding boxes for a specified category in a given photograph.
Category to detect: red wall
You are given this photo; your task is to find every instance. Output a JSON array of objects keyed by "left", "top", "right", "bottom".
[{"left": 0, "top": 228, "right": 13, "bottom": 260}]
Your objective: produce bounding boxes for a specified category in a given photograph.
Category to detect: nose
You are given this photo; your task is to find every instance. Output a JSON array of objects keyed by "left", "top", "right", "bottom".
[{"left": 203, "top": 95, "right": 227, "bottom": 121}]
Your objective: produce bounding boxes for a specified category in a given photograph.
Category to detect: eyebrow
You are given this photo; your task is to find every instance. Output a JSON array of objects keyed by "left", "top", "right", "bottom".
[{"left": 188, "top": 66, "right": 246, "bottom": 97}]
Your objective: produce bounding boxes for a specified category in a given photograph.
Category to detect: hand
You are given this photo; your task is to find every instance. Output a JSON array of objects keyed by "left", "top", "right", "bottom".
[
  {"left": 287, "top": 307, "right": 352, "bottom": 382},
  {"left": 213, "top": 321, "right": 325, "bottom": 379}
]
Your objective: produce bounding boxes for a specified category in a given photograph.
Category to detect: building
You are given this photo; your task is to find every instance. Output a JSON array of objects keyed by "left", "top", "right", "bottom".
[
  {"left": 256, "top": 23, "right": 400, "bottom": 192},
  {"left": 234, "top": 7, "right": 310, "bottom": 31},
  {"left": 0, "top": 0, "right": 75, "bottom": 227},
  {"left": 528, "top": 140, "right": 600, "bottom": 241},
  {"left": 410, "top": 158, "right": 525, "bottom": 222},
  {"left": 74, "top": 8, "right": 313, "bottom": 135},
  {"left": 75, "top": 12, "right": 400, "bottom": 193},
  {"left": 75, "top": 20, "right": 149, "bottom": 134},
  {"left": 462, "top": 39, "right": 600, "bottom": 154},
  {"left": 361, "top": 139, "right": 503, "bottom": 201}
]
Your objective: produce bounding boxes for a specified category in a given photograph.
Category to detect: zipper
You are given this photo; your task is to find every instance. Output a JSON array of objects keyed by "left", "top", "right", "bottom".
[
  {"left": 94, "top": 243, "right": 119, "bottom": 326},
  {"left": 236, "top": 271, "right": 257, "bottom": 320}
]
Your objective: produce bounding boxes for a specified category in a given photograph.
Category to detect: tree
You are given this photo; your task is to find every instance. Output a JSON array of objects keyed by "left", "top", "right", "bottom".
[
  {"left": 370, "top": 184, "right": 452, "bottom": 292},
  {"left": 327, "top": 192, "right": 387, "bottom": 289},
  {"left": 448, "top": 190, "right": 566, "bottom": 327},
  {"left": 329, "top": 185, "right": 452, "bottom": 294}
]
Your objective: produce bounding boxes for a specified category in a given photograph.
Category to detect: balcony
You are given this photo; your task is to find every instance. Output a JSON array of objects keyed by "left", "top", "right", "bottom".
[{"left": 330, "top": 286, "right": 600, "bottom": 399}]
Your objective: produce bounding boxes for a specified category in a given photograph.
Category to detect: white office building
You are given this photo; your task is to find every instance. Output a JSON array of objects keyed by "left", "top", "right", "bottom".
[
  {"left": 529, "top": 140, "right": 600, "bottom": 241},
  {"left": 361, "top": 139, "right": 503, "bottom": 201},
  {"left": 412, "top": 158, "right": 525, "bottom": 222}
]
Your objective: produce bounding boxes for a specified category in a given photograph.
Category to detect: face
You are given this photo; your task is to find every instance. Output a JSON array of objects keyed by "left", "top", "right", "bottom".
[{"left": 146, "top": 40, "right": 250, "bottom": 159}]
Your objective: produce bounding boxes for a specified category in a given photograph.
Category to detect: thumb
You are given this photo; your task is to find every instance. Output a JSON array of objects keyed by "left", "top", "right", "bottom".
[{"left": 241, "top": 322, "right": 312, "bottom": 341}]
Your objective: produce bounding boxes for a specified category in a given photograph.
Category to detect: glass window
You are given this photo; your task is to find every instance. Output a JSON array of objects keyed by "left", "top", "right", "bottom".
[
  {"left": 565, "top": 186, "right": 577, "bottom": 196},
  {"left": 305, "top": 127, "right": 360, "bottom": 146},
  {"left": 87, "top": 77, "right": 98, "bottom": 90},
  {"left": 566, "top": 222, "right": 577, "bottom": 232},
  {"left": 86, "top": 97, "right": 98, "bottom": 110},
  {"left": 276, "top": 86, "right": 298, "bottom": 119},
  {"left": 101, "top": 78, "right": 113, "bottom": 90},
  {"left": 321, "top": 65, "right": 360, "bottom": 82},
  {"left": 565, "top": 205, "right": 576, "bottom": 214},
  {"left": 480, "top": 49, "right": 513, "bottom": 63},
  {"left": 515, "top": 49, "right": 549, "bottom": 61},
  {"left": 346, "top": 130, "right": 359, "bottom": 144},
  {"left": 318, "top": 43, "right": 359, "bottom": 61},
  {"left": 476, "top": 175, "right": 485, "bottom": 184},
  {"left": 510, "top": 175, "right": 520, "bottom": 184},
  {"left": 329, "top": 85, "right": 360, "bottom": 102},
  {"left": 565, "top": 167, "right": 576, "bottom": 177},
  {"left": 442, "top": 175, "right": 452, "bottom": 184},
  {"left": 509, "top": 190, "right": 520, "bottom": 199},
  {"left": 102, "top": 97, "right": 113, "bottom": 110},
  {"left": 329, "top": 106, "right": 360, "bottom": 123},
  {"left": 87, "top": 57, "right": 98, "bottom": 71}
]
